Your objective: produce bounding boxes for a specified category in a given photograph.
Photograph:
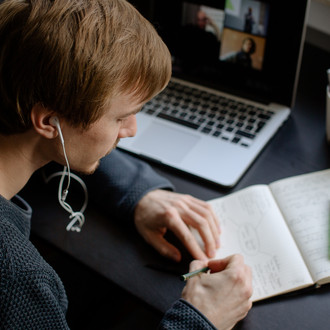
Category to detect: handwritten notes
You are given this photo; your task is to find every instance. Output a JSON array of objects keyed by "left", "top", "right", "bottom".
[
  {"left": 270, "top": 170, "right": 330, "bottom": 283},
  {"left": 207, "top": 185, "right": 313, "bottom": 301}
]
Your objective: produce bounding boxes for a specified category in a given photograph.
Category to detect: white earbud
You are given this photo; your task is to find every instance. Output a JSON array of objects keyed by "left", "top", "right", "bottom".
[
  {"left": 49, "top": 115, "right": 60, "bottom": 126},
  {"left": 50, "top": 116, "right": 64, "bottom": 145}
]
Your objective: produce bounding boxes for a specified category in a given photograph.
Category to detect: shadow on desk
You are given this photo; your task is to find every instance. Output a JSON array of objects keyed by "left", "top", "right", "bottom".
[{"left": 31, "top": 234, "right": 163, "bottom": 330}]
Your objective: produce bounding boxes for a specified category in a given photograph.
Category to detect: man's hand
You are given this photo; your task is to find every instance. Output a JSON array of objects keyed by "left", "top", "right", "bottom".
[
  {"left": 182, "top": 255, "right": 253, "bottom": 329},
  {"left": 134, "top": 189, "right": 220, "bottom": 262}
]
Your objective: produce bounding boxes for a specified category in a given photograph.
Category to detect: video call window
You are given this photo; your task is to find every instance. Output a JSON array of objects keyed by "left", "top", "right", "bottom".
[
  {"left": 178, "top": 0, "right": 270, "bottom": 72},
  {"left": 220, "top": 0, "right": 270, "bottom": 70}
]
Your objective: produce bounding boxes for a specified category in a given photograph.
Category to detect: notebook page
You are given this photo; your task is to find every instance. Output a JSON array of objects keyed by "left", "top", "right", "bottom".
[
  {"left": 203, "top": 185, "right": 313, "bottom": 301},
  {"left": 270, "top": 169, "right": 330, "bottom": 284}
]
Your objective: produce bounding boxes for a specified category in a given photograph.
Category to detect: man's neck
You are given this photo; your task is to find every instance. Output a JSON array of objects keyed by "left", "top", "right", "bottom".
[{"left": 0, "top": 131, "right": 49, "bottom": 199}]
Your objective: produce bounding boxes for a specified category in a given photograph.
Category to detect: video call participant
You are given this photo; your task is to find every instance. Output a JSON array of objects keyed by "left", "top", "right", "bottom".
[
  {"left": 222, "top": 37, "right": 256, "bottom": 69},
  {"left": 177, "top": 8, "right": 222, "bottom": 71}
]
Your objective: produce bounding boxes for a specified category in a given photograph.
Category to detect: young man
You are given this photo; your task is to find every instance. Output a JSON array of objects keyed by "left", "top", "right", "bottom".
[{"left": 0, "top": 0, "right": 252, "bottom": 329}]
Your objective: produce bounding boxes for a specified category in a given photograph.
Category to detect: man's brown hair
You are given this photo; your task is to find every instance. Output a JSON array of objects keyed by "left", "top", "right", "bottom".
[{"left": 0, "top": 0, "right": 171, "bottom": 134}]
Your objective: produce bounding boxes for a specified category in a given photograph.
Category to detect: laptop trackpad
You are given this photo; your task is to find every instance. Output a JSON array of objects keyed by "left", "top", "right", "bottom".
[{"left": 132, "top": 122, "right": 200, "bottom": 163}]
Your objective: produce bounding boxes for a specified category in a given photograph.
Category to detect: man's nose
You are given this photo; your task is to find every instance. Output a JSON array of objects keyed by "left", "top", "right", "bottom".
[{"left": 118, "top": 115, "right": 137, "bottom": 138}]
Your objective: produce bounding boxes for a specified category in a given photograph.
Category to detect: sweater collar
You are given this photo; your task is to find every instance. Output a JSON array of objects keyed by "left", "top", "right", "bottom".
[{"left": 0, "top": 194, "right": 32, "bottom": 238}]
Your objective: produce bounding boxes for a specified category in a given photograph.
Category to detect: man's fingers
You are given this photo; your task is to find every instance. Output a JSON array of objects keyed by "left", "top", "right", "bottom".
[
  {"left": 189, "top": 259, "right": 208, "bottom": 272},
  {"left": 193, "top": 198, "right": 220, "bottom": 232},
  {"left": 183, "top": 197, "right": 221, "bottom": 247},
  {"left": 166, "top": 211, "right": 208, "bottom": 261},
  {"left": 208, "top": 255, "right": 248, "bottom": 274},
  {"left": 207, "top": 257, "right": 231, "bottom": 273},
  {"left": 181, "top": 208, "right": 217, "bottom": 258},
  {"left": 145, "top": 232, "right": 182, "bottom": 262}
]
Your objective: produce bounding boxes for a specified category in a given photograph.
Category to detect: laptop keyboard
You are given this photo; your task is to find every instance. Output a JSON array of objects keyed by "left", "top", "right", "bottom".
[{"left": 141, "top": 80, "right": 274, "bottom": 148}]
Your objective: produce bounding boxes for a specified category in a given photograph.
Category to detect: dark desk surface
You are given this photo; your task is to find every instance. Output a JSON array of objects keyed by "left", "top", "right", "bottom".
[{"left": 21, "top": 42, "right": 330, "bottom": 329}]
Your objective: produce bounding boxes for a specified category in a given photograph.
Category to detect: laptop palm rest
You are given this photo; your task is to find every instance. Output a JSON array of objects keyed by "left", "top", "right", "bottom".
[{"left": 131, "top": 121, "right": 200, "bottom": 164}]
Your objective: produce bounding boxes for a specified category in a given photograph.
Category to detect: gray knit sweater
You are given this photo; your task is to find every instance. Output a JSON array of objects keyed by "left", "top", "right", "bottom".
[
  {"left": 0, "top": 194, "right": 68, "bottom": 329},
  {"left": 0, "top": 151, "right": 216, "bottom": 329}
]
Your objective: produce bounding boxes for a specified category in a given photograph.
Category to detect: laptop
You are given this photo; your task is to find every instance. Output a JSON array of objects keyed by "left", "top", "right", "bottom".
[{"left": 119, "top": 0, "right": 310, "bottom": 187}]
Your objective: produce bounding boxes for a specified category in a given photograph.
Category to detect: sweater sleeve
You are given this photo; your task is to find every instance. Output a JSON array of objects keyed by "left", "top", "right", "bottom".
[
  {"left": 0, "top": 272, "right": 69, "bottom": 330},
  {"left": 81, "top": 149, "right": 175, "bottom": 222},
  {"left": 159, "top": 299, "right": 216, "bottom": 330}
]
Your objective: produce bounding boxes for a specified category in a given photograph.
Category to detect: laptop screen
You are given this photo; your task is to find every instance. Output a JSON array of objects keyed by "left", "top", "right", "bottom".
[{"left": 150, "top": 0, "right": 309, "bottom": 107}]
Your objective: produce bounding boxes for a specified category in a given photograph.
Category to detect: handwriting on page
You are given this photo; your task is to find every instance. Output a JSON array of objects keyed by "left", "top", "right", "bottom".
[
  {"left": 270, "top": 171, "right": 330, "bottom": 282},
  {"left": 207, "top": 185, "right": 313, "bottom": 301}
]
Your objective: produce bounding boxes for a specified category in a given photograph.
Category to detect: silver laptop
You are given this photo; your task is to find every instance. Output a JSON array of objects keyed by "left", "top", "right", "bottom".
[{"left": 119, "top": 0, "right": 310, "bottom": 187}]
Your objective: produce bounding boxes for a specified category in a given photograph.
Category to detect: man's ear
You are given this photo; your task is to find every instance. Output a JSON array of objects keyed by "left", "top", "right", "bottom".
[{"left": 30, "top": 103, "right": 58, "bottom": 139}]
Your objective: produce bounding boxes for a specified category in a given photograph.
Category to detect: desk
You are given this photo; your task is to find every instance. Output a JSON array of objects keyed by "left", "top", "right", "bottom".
[{"left": 21, "top": 42, "right": 330, "bottom": 329}]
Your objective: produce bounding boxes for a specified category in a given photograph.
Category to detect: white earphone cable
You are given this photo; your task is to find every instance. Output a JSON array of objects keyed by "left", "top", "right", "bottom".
[
  {"left": 43, "top": 117, "right": 88, "bottom": 232},
  {"left": 43, "top": 169, "right": 88, "bottom": 232}
]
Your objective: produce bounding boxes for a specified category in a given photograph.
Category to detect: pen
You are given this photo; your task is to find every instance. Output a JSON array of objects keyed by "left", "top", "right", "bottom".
[{"left": 180, "top": 266, "right": 210, "bottom": 281}]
